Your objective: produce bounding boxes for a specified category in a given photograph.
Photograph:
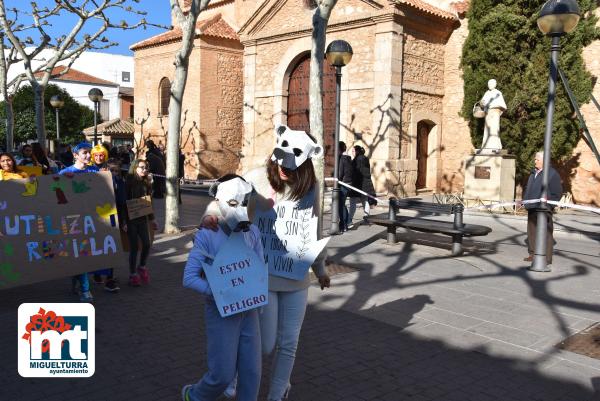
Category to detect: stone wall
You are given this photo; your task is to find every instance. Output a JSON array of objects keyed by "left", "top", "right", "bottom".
[
  {"left": 133, "top": 37, "right": 244, "bottom": 179},
  {"left": 440, "top": 15, "right": 472, "bottom": 193},
  {"left": 570, "top": 9, "right": 600, "bottom": 206}
]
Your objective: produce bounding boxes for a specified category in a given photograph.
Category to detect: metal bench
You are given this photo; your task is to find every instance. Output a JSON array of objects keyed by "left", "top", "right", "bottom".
[{"left": 367, "top": 198, "right": 492, "bottom": 256}]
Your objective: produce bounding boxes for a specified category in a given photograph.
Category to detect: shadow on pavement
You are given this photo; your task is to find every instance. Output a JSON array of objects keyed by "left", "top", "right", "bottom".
[{"left": 0, "top": 231, "right": 598, "bottom": 400}]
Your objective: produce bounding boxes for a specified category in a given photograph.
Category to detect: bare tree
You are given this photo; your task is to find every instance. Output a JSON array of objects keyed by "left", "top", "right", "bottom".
[
  {"left": 0, "top": 32, "right": 16, "bottom": 151},
  {"left": 308, "top": 0, "right": 338, "bottom": 230},
  {"left": 0, "top": 0, "right": 163, "bottom": 150},
  {"left": 164, "top": 0, "right": 211, "bottom": 234},
  {"left": 134, "top": 108, "right": 151, "bottom": 158}
]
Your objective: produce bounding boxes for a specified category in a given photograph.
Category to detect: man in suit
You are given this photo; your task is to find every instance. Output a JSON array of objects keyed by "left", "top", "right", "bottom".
[{"left": 523, "top": 151, "right": 563, "bottom": 269}]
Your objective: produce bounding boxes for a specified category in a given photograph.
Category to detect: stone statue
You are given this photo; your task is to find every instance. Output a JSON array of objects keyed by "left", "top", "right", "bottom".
[{"left": 474, "top": 79, "right": 506, "bottom": 153}]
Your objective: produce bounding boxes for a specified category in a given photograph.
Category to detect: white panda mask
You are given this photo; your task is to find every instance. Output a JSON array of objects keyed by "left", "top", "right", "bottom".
[
  {"left": 270, "top": 125, "right": 323, "bottom": 170},
  {"left": 209, "top": 176, "right": 254, "bottom": 231}
]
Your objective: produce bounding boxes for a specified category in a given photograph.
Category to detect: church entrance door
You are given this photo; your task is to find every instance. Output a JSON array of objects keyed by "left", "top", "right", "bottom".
[
  {"left": 287, "top": 53, "right": 336, "bottom": 176},
  {"left": 416, "top": 121, "right": 430, "bottom": 190}
]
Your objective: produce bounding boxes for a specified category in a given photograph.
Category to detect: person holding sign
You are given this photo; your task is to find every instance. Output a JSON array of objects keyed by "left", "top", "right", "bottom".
[
  {"left": 203, "top": 125, "right": 331, "bottom": 401},
  {"left": 124, "top": 159, "right": 158, "bottom": 287},
  {"left": 182, "top": 175, "right": 264, "bottom": 401},
  {"left": 0, "top": 153, "right": 28, "bottom": 180},
  {"left": 59, "top": 142, "right": 99, "bottom": 302}
]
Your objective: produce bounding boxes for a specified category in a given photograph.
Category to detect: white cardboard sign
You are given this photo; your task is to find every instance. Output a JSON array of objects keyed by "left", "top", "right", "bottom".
[
  {"left": 255, "top": 199, "right": 329, "bottom": 281},
  {"left": 203, "top": 232, "right": 268, "bottom": 317}
]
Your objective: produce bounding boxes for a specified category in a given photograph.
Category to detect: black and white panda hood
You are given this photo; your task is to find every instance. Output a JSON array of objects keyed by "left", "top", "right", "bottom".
[{"left": 270, "top": 125, "right": 323, "bottom": 170}]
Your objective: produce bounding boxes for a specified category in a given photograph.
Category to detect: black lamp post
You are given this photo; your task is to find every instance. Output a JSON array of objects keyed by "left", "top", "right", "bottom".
[
  {"left": 325, "top": 39, "right": 353, "bottom": 235},
  {"left": 531, "top": 0, "right": 580, "bottom": 272},
  {"left": 88, "top": 88, "right": 104, "bottom": 145},
  {"left": 50, "top": 95, "right": 64, "bottom": 142}
]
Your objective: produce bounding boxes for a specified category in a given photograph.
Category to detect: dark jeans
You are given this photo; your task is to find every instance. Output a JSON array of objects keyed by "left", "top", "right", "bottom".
[
  {"left": 338, "top": 186, "right": 349, "bottom": 231},
  {"left": 127, "top": 219, "right": 151, "bottom": 274},
  {"left": 527, "top": 210, "right": 554, "bottom": 264},
  {"left": 153, "top": 177, "right": 165, "bottom": 198}
]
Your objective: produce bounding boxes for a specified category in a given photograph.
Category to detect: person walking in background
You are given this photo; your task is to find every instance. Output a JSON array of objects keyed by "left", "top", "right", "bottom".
[
  {"left": 59, "top": 144, "right": 74, "bottom": 167},
  {"left": 523, "top": 151, "right": 562, "bottom": 269},
  {"left": 31, "top": 142, "right": 57, "bottom": 174},
  {"left": 178, "top": 150, "right": 186, "bottom": 204},
  {"left": 17, "top": 144, "right": 36, "bottom": 166},
  {"left": 124, "top": 159, "right": 158, "bottom": 286},
  {"left": 337, "top": 141, "right": 354, "bottom": 233},
  {"left": 145, "top": 140, "right": 166, "bottom": 198},
  {"left": 348, "top": 145, "right": 376, "bottom": 227}
]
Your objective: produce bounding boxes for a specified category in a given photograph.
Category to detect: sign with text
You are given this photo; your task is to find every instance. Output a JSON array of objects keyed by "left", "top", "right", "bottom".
[
  {"left": 203, "top": 232, "right": 267, "bottom": 317},
  {"left": 126, "top": 196, "right": 153, "bottom": 220},
  {"left": 255, "top": 199, "right": 329, "bottom": 281},
  {"left": 0, "top": 172, "right": 126, "bottom": 289}
]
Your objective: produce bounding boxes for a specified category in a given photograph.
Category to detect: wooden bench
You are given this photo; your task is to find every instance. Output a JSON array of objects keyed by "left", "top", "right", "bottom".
[{"left": 367, "top": 198, "right": 492, "bottom": 256}]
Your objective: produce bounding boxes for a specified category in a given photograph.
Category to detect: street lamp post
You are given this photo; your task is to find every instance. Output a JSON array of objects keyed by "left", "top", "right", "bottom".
[
  {"left": 325, "top": 39, "right": 353, "bottom": 235},
  {"left": 88, "top": 88, "right": 104, "bottom": 145},
  {"left": 50, "top": 95, "right": 64, "bottom": 143},
  {"left": 531, "top": 0, "right": 580, "bottom": 272}
]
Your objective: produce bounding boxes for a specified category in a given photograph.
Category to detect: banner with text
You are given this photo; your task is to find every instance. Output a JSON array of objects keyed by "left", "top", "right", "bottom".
[
  {"left": 203, "top": 232, "right": 268, "bottom": 317},
  {"left": 255, "top": 199, "right": 329, "bottom": 281},
  {"left": 0, "top": 172, "right": 126, "bottom": 289}
]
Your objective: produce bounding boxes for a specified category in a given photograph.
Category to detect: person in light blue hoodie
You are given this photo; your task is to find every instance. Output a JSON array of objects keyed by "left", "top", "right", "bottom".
[{"left": 182, "top": 175, "right": 264, "bottom": 401}]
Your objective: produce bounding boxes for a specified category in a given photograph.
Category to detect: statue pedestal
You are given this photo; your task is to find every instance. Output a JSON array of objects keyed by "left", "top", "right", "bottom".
[{"left": 463, "top": 153, "right": 516, "bottom": 201}]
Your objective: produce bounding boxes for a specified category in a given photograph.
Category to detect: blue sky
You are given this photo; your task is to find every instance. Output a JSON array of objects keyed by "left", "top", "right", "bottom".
[{"left": 4, "top": 0, "right": 173, "bottom": 55}]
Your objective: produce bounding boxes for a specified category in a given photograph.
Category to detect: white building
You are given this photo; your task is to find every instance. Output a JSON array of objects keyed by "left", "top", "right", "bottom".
[{"left": 4, "top": 50, "right": 134, "bottom": 121}]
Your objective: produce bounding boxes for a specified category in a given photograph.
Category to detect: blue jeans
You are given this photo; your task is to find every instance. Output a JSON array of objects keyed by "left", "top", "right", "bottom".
[
  {"left": 260, "top": 289, "right": 308, "bottom": 400},
  {"left": 338, "top": 186, "right": 349, "bottom": 231},
  {"left": 73, "top": 274, "right": 89, "bottom": 292},
  {"left": 187, "top": 300, "right": 261, "bottom": 401}
]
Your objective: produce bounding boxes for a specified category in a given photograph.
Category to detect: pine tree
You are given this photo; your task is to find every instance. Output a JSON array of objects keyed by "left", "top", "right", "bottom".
[{"left": 461, "top": 0, "right": 600, "bottom": 183}]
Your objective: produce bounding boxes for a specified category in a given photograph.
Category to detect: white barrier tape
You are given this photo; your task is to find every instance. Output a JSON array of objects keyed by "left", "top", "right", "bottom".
[
  {"left": 547, "top": 200, "right": 600, "bottom": 214},
  {"left": 324, "top": 177, "right": 389, "bottom": 205},
  {"left": 465, "top": 199, "right": 541, "bottom": 210},
  {"left": 465, "top": 198, "right": 600, "bottom": 215}
]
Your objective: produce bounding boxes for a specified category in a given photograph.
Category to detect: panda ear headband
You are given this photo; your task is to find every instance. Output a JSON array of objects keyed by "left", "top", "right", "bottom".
[
  {"left": 270, "top": 125, "right": 323, "bottom": 170},
  {"left": 208, "top": 174, "right": 255, "bottom": 201}
]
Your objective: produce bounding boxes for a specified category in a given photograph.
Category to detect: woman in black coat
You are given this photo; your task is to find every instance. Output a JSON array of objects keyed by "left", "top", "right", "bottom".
[{"left": 348, "top": 145, "right": 376, "bottom": 226}]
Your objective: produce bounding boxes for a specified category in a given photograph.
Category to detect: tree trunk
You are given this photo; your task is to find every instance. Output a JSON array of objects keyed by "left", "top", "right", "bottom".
[
  {"left": 309, "top": 0, "right": 337, "bottom": 235},
  {"left": 5, "top": 98, "right": 14, "bottom": 151},
  {"left": 164, "top": 0, "right": 210, "bottom": 234},
  {"left": 164, "top": 59, "right": 189, "bottom": 234},
  {"left": 33, "top": 83, "right": 47, "bottom": 148},
  {"left": 310, "top": 12, "right": 327, "bottom": 234}
]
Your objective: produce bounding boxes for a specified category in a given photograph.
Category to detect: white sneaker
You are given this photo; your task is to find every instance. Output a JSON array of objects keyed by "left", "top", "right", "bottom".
[{"left": 223, "top": 376, "right": 237, "bottom": 399}]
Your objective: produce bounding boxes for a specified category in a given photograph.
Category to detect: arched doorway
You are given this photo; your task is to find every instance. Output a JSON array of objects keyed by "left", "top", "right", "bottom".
[
  {"left": 416, "top": 121, "right": 431, "bottom": 190},
  {"left": 287, "top": 53, "right": 337, "bottom": 175}
]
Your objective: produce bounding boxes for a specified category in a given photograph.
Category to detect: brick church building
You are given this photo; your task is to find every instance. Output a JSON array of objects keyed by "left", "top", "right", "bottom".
[{"left": 132, "top": 0, "right": 600, "bottom": 205}]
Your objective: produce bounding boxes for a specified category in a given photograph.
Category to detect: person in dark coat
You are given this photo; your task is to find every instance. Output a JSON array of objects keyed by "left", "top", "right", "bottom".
[
  {"left": 337, "top": 141, "right": 354, "bottom": 232},
  {"left": 348, "top": 145, "right": 376, "bottom": 226},
  {"left": 145, "top": 147, "right": 166, "bottom": 198},
  {"left": 522, "top": 151, "right": 563, "bottom": 267},
  {"left": 178, "top": 151, "right": 185, "bottom": 204}
]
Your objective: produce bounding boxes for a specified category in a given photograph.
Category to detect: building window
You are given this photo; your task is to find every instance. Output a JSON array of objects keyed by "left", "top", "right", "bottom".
[
  {"left": 100, "top": 99, "right": 110, "bottom": 121},
  {"left": 159, "top": 77, "right": 170, "bottom": 116},
  {"left": 122, "top": 71, "right": 131, "bottom": 82}
]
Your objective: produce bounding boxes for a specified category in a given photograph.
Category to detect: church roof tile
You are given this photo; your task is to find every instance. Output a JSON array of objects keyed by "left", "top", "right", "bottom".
[{"left": 130, "top": 13, "right": 238, "bottom": 51}]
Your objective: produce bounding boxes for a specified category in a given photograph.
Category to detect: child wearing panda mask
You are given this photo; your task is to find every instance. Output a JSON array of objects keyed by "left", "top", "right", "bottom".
[
  {"left": 182, "top": 175, "right": 263, "bottom": 401},
  {"left": 202, "top": 125, "right": 331, "bottom": 401}
]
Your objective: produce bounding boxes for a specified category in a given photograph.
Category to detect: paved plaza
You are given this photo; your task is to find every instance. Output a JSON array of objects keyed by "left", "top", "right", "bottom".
[{"left": 1, "top": 191, "right": 600, "bottom": 401}]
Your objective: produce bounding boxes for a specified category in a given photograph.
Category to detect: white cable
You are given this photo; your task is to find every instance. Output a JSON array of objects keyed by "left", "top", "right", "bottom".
[{"left": 324, "top": 177, "right": 389, "bottom": 206}]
